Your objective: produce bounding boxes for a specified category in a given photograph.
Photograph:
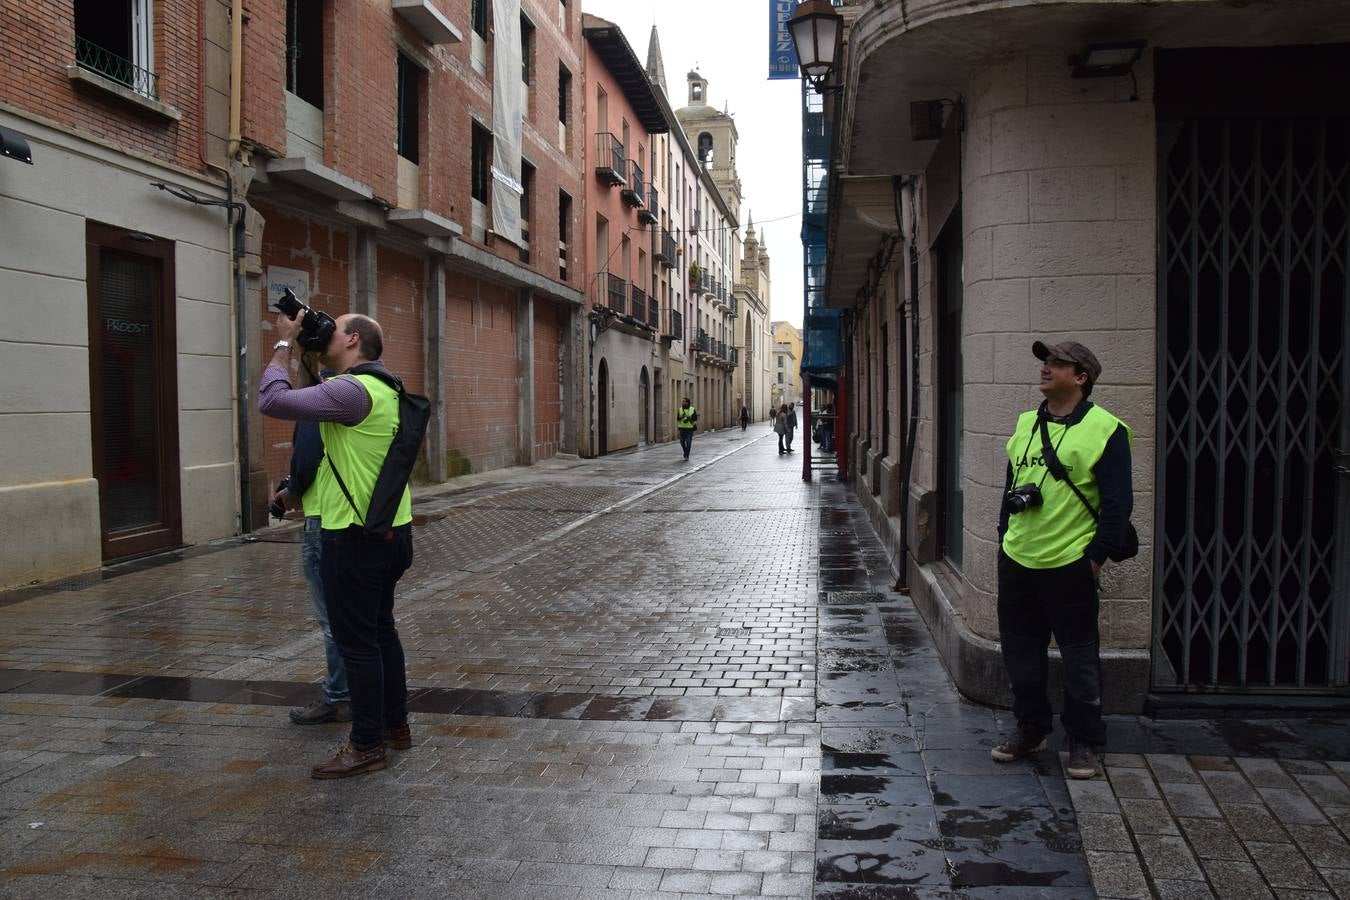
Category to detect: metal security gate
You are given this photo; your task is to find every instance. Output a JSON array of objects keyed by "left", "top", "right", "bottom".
[{"left": 1156, "top": 115, "right": 1350, "bottom": 692}]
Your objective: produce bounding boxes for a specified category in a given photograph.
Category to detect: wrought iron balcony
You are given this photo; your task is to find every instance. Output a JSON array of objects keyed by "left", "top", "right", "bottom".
[
  {"left": 655, "top": 229, "right": 677, "bottom": 267},
  {"left": 661, "top": 308, "right": 683, "bottom": 342},
  {"left": 648, "top": 297, "right": 658, "bottom": 326},
  {"left": 75, "top": 36, "right": 159, "bottom": 98},
  {"left": 630, "top": 286, "right": 647, "bottom": 323},
  {"left": 638, "top": 184, "right": 658, "bottom": 225},
  {"left": 606, "top": 272, "right": 627, "bottom": 315},
  {"left": 695, "top": 329, "right": 710, "bottom": 353},
  {"left": 622, "top": 162, "right": 645, "bottom": 208},
  {"left": 701, "top": 271, "right": 712, "bottom": 293},
  {"left": 730, "top": 347, "right": 739, "bottom": 366},
  {"left": 595, "top": 133, "right": 626, "bottom": 187}
]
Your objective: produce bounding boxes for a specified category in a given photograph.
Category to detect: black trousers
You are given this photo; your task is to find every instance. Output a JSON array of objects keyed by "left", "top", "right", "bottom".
[
  {"left": 678, "top": 428, "right": 694, "bottom": 457},
  {"left": 321, "top": 525, "right": 414, "bottom": 751},
  {"left": 997, "top": 549, "right": 1106, "bottom": 746}
]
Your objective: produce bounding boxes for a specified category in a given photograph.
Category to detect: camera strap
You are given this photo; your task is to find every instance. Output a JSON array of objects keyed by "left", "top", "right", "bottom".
[{"left": 1038, "top": 416, "right": 1099, "bottom": 521}]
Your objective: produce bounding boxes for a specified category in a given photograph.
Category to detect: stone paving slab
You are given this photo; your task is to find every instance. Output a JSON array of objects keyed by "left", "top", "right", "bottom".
[{"left": 1071, "top": 750, "right": 1350, "bottom": 899}]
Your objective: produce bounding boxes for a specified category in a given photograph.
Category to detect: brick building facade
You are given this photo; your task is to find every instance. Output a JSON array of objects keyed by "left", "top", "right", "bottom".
[
  {"left": 0, "top": 0, "right": 236, "bottom": 588},
  {"left": 236, "top": 0, "right": 588, "bottom": 521}
]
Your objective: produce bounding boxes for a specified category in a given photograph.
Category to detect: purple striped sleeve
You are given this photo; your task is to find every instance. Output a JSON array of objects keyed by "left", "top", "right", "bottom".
[{"left": 257, "top": 365, "right": 371, "bottom": 425}]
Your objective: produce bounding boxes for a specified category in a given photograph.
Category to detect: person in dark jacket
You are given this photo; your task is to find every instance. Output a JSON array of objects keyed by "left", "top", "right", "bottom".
[{"left": 990, "top": 341, "right": 1132, "bottom": 781}]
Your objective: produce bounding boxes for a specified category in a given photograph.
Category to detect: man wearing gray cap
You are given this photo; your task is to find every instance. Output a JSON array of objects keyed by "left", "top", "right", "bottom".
[{"left": 990, "top": 340, "right": 1133, "bottom": 780}]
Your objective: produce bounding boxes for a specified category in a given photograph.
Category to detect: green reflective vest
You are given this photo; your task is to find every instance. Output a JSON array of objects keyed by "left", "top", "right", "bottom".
[
  {"left": 316, "top": 373, "right": 414, "bottom": 532},
  {"left": 677, "top": 405, "right": 697, "bottom": 429},
  {"left": 1002, "top": 404, "right": 1131, "bottom": 570}
]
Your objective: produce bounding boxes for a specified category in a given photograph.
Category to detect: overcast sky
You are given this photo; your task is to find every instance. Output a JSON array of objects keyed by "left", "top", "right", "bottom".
[{"left": 582, "top": 0, "right": 805, "bottom": 327}]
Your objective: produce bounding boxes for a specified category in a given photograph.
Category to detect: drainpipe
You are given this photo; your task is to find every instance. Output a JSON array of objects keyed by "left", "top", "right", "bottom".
[
  {"left": 230, "top": 175, "right": 252, "bottom": 533},
  {"left": 895, "top": 176, "right": 920, "bottom": 592},
  {"left": 228, "top": 0, "right": 242, "bottom": 159}
]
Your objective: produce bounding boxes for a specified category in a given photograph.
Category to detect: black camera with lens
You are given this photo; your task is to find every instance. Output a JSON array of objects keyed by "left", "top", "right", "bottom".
[
  {"left": 269, "top": 475, "right": 291, "bottom": 519},
  {"left": 274, "top": 288, "right": 336, "bottom": 353},
  {"left": 1004, "top": 483, "right": 1043, "bottom": 515}
]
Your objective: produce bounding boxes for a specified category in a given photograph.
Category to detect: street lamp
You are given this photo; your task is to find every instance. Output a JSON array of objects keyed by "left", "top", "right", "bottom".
[{"left": 788, "top": 0, "right": 843, "bottom": 93}]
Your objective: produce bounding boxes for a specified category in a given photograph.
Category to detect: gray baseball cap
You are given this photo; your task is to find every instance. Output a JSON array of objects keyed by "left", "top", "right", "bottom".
[{"left": 1033, "top": 340, "right": 1102, "bottom": 384}]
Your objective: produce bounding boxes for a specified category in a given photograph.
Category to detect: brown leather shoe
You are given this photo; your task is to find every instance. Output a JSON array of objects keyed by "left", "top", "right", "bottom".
[
  {"left": 384, "top": 722, "right": 412, "bottom": 750},
  {"left": 311, "top": 742, "right": 387, "bottom": 779}
]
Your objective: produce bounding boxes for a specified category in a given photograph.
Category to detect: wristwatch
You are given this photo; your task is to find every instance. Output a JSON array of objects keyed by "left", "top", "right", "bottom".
[{"left": 272, "top": 339, "right": 292, "bottom": 352}]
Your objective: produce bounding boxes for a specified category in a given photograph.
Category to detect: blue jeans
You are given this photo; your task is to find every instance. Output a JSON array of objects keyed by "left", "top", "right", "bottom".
[{"left": 302, "top": 517, "right": 350, "bottom": 704}]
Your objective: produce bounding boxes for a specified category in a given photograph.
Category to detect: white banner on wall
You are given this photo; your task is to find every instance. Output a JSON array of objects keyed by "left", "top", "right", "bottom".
[{"left": 491, "top": 0, "right": 524, "bottom": 247}]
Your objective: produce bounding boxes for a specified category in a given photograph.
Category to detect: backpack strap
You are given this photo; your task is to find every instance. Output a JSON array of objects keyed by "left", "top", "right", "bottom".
[
  {"left": 324, "top": 454, "right": 365, "bottom": 524},
  {"left": 1038, "top": 416, "right": 1100, "bottom": 522}
]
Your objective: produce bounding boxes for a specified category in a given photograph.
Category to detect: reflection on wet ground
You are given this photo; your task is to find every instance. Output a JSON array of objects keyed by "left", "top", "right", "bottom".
[{"left": 808, "top": 483, "right": 1092, "bottom": 896}]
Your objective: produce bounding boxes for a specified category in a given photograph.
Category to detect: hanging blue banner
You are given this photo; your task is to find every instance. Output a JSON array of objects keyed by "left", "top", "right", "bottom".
[{"left": 768, "top": 0, "right": 800, "bottom": 80}]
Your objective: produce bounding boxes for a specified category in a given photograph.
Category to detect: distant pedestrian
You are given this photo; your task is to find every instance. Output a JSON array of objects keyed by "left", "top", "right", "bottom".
[
  {"left": 739, "top": 404, "right": 749, "bottom": 431},
  {"left": 991, "top": 340, "right": 1134, "bottom": 781},
  {"left": 774, "top": 406, "right": 790, "bottom": 454},
  {"left": 785, "top": 403, "right": 798, "bottom": 452},
  {"left": 676, "top": 398, "right": 698, "bottom": 460},
  {"left": 271, "top": 407, "right": 351, "bottom": 727}
]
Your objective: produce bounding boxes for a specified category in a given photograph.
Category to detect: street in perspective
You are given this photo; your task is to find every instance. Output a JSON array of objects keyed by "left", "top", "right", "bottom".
[{"left": 2, "top": 0, "right": 1349, "bottom": 898}]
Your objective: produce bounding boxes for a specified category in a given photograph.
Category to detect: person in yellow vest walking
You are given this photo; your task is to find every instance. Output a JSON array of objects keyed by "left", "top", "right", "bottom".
[
  {"left": 260, "top": 310, "right": 416, "bottom": 779},
  {"left": 676, "top": 398, "right": 698, "bottom": 460},
  {"left": 990, "top": 341, "right": 1133, "bottom": 781}
]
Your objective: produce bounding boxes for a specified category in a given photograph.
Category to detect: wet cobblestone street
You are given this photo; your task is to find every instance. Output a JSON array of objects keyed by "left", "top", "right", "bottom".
[{"left": 2, "top": 428, "right": 1349, "bottom": 898}]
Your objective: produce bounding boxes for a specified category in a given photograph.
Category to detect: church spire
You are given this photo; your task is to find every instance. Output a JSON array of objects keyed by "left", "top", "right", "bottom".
[{"left": 646, "top": 26, "right": 667, "bottom": 97}]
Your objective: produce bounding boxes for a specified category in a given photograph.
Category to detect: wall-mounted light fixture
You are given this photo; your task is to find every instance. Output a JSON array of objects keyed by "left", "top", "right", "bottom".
[
  {"left": 789, "top": 0, "right": 844, "bottom": 94},
  {"left": 0, "top": 125, "right": 33, "bottom": 164},
  {"left": 1071, "top": 40, "right": 1147, "bottom": 78}
]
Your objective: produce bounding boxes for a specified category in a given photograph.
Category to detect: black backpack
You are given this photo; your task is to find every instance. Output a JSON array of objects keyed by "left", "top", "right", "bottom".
[{"left": 326, "top": 363, "right": 431, "bottom": 538}]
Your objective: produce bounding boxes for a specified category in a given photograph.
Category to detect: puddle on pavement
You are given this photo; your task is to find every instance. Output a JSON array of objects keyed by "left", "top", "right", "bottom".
[{"left": 948, "top": 860, "right": 1070, "bottom": 887}]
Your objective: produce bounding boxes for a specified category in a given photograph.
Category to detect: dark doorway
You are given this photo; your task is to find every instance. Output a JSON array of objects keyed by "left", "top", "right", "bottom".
[
  {"left": 1155, "top": 47, "right": 1350, "bottom": 693},
  {"left": 597, "top": 359, "right": 609, "bottom": 455},
  {"left": 639, "top": 367, "right": 650, "bottom": 445},
  {"left": 936, "top": 213, "right": 964, "bottom": 570},
  {"left": 86, "top": 224, "right": 182, "bottom": 562}
]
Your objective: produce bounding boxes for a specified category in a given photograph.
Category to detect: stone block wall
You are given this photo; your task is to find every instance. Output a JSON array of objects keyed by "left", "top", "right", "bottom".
[{"left": 954, "top": 50, "right": 1159, "bottom": 648}]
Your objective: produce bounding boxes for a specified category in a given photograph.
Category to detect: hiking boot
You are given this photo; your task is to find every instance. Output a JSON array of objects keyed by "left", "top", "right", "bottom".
[
  {"left": 384, "top": 721, "right": 412, "bottom": 750},
  {"left": 289, "top": 700, "right": 351, "bottom": 725},
  {"left": 990, "top": 724, "right": 1047, "bottom": 762},
  {"left": 311, "top": 742, "right": 387, "bottom": 780},
  {"left": 1064, "top": 737, "right": 1101, "bottom": 780}
]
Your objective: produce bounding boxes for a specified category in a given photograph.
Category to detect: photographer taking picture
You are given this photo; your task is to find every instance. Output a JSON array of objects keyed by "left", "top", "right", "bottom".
[
  {"left": 259, "top": 304, "right": 418, "bottom": 780},
  {"left": 990, "top": 341, "right": 1133, "bottom": 781}
]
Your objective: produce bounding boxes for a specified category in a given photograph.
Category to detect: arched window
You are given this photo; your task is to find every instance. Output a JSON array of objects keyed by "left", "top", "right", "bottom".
[{"left": 698, "top": 132, "right": 713, "bottom": 167}]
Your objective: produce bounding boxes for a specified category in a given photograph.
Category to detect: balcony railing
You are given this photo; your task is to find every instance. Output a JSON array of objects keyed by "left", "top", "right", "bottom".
[
  {"left": 639, "top": 184, "right": 658, "bottom": 225},
  {"left": 730, "top": 347, "right": 739, "bottom": 366},
  {"left": 661, "top": 308, "right": 684, "bottom": 341},
  {"left": 701, "top": 271, "right": 712, "bottom": 293},
  {"left": 622, "top": 162, "right": 645, "bottom": 208},
  {"left": 695, "top": 328, "right": 710, "bottom": 353},
  {"left": 631, "top": 286, "right": 647, "bottom": 323},
  {"left": 606, "top": 272, "right": 627, "bottom": 315},
  {"left": 75, "top": 36, "right": 159, "bottom": 98},
  {"left": 648, "top": 297, "right": 658, "bottom": 325},
  {"left": 595, "top": 133, "right": 626, "bottom": 187},
  {"left": 655, "top": 229, "right": 676, "bottom": 267}
]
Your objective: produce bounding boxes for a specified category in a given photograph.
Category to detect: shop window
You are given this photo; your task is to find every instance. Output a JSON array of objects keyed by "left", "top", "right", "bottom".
[{"left": 75, "top": 0, "right": 156, "bottom": 98}]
